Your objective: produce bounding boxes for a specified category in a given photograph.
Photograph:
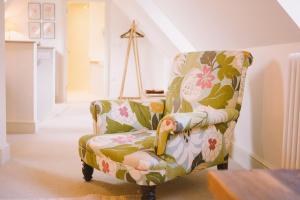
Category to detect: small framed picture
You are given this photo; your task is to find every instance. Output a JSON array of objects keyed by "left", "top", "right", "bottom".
[
  {"left": 28, "top": 3, "right": 41, "bottom": 20},
  {"left": 42, "top": 22, "right": 55, "bottom": 39},
  {"left": 42, "top": 3, "right": 55, "bottom": 21},
  {"left": 28, "top": 22, "right": 41, "bottom": 39}
]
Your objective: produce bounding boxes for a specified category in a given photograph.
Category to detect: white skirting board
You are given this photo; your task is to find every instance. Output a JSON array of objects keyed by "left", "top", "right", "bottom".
[
  {"left": 6, "top": 121, "right": 37, "bottom": 134},
  {"left": 0, "top": 143, "right": 10, "bottom": 165},
  {"left": 231, "top": 143, "right": 269, "bottom": 169}
]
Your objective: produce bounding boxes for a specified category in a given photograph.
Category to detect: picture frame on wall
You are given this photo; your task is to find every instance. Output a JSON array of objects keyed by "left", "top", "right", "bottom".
[
  {"left": 28, "top": 22, "right": 41, "bottom": 39},
  {"left": 42, "top": 3, "right": 55, "bottom": 21},
  {"left": 42, "top": 22, "right": 55, "bottom": 39},
  {"left": 28, "top": 3, "right": 41, "bottom": 20}
]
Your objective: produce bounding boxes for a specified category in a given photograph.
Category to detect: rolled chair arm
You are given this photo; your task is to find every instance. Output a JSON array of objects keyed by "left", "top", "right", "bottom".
[
  {"left": 155, "top": 106, "right": 239, "bottom": 155},
  {"left": 90, "top": 99, "right": 165, "bottom": 134}
]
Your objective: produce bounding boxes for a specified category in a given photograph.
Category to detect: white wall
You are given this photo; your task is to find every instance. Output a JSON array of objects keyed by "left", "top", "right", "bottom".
[
  {"left": 112, "top": 0, "right": 179, "bottom": 58},
  {"left": 89, "top": 1, "right": 107, "bottom": 98},
  {"left": 107, "top": 1, "right": 168, "bottom": 98},
  {"left": 5, "top": 0, "right": 66, "bottom": 102},
  {"left": 234, "top": 42, "right": 300, "bottom": 168},
  {"left": 0, "top": 0, "right": 5, "bottom": 145},
  {"left": 89, "top": 1, "right": 105, "bottom": 62},
  {"left": 0, "top": 0, "right": 10, "bottom": 165},
  {"left": 154, "top": 0, "right": 300, "bottom": 50},
  {"left": 37, "top": 47, "right": 56, "bottom": 122},
  {"left": 6, "top": 41, "right": 38, "bottom": 133}
]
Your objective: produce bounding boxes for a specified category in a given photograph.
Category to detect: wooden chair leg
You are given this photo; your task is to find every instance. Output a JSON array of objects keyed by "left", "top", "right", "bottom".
[
  {"left": 82, "top": 161, "right": 94, "bottom": 181},
  {"left": 217, "top": 162, "right": 228, "bottom": 170},
  {"left": 141, "top": 186, "right": 156, "bottom": 200},
  {"left": 217, "top": 155, "right": 229, "bottom": 170}
]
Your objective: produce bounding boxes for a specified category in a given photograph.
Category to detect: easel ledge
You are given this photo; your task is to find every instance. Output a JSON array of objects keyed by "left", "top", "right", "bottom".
[{"left": 118, "top": 94, "right": 166, "bottom": 100}]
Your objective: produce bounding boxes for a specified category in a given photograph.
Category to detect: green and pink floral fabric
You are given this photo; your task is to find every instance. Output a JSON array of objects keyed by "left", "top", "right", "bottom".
[
  {"left": 155, "top": 107, "right": 239, "bottom": 155},
  {"left": 90, "top": 99, "right": 165, "bottom": 134},
  {"left": 79, "top": 51, "right": 253, "bottom": 186},
  {"left": 165, "top": 51, "right": 252, "bottom": 114},
  {"left": 79, "top": 130, "right": 186, "bottom": 185}
]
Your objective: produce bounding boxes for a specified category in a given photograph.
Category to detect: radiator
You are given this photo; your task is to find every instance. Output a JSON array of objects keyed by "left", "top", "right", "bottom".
[{"left": 282, "top": 53, "right": 300, "bottom": 169}]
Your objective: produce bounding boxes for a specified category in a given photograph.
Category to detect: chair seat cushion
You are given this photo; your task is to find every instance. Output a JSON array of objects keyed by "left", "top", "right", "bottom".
[
  {"left": 79, "top": 130, "right": 186, "bottom": 185},
  {"left": 79, "top": 122, "right": 234, "bottom": 186},
  {"left": 80, "top": 130, "right": 164, "bottom": 170}
]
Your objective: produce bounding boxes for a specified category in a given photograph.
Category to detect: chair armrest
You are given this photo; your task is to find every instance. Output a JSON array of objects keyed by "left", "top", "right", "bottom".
[
  {"left": 90, "top": 99, "right": 165, "bottom": 134},
  {"left": 155, "top": 107, "right": 239, "bottom": 155}
]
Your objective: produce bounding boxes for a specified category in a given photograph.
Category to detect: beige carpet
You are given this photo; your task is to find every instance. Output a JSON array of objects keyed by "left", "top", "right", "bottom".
[
  {"left": 0, "top": 102, "right": 243, "bottom": 200},
  {"left": 0, "top": 194, "right": 140, "bottom": 200}
]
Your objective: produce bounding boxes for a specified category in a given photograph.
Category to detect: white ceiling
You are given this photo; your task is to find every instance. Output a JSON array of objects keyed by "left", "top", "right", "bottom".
[{"left": 277, "top": 0, "right": 300, "bottom": 28}]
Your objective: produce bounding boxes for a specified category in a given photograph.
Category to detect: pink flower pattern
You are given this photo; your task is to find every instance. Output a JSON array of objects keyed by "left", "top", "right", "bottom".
[
  {"left": 119, "top": 106, "right": 129, "bottom": 118},
  {"left": 112, "top": 135, "right": 136, "bottom": 144},
  {"left": 102, "top": 160, "right": 109, "bottom": 173},
  {"left": 196, "top": 65, "right": 215, "bottom": 89},
  {"left": 208, "top": 138, "right": 217, "bottom": 150}
]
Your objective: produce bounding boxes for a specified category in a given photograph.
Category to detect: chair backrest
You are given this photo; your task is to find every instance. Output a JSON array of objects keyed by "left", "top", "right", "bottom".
[{"left": 165, "top": 51, "right": 253, "bottom": 115}]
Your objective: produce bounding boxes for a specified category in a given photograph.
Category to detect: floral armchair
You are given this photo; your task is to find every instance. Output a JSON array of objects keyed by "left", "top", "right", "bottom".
[{"left": 79, "top": 51, "right": 253, "bottom": 200}]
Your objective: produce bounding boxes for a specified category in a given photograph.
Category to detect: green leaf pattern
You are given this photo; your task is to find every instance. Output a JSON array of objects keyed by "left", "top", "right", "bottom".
[
  {"left": 145, "top": 172, "right": 166, "bottom": 185},
  {"left": 200, "top": 51, "right": 217, "bottom": 66},
  {"left": 199, "top": 83, "right": 234, "bottom": 109},
  {"left": 106, "top": 117, "right": 135, "bottom": 133},
  {"left": 100, "top": 144, "right": 138, "bottom": 162},
  {"left": 129, "top": 101, "right": 152, "bottom": 129},
  {"left": 165, "top": 77, "right": 183, "bottom": 114},
  {"left": 91, "top": 99, "right": 165, "bottom": 134}
]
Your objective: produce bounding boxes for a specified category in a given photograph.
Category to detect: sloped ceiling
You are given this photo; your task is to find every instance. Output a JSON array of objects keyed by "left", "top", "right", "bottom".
[
  {"left": 152, "top": 0, "right": 300, "bottom": 50},
  {"left": 112, "top": 0, "right": 300, "bottom": 55},
  {"left": 277, "top": 0, "right": 300, "bottom": 28},
  {"left": 112, "top": 0, "right": 184, "bottom": 57}
]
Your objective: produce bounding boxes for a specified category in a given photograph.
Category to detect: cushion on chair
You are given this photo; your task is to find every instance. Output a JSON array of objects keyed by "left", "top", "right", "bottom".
[
  {"left": 79, "top": 130, "right": 187, "bottom": 185},
  {"left": 80, "top": 130, "right": 162, "bottom": 170},
  {"left": 79, "top": 120, "right": 236, "bottom": 186}
]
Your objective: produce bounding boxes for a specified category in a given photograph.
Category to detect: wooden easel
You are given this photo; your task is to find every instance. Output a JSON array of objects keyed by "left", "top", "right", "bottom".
[{"left": 119, "top": 20, "right": 144, "bottom": 99}]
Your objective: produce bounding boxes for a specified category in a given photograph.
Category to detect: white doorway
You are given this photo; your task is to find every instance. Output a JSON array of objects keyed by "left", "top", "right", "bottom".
[{"left": 67, "top": 0, "right": 107, "bottom": 102}]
